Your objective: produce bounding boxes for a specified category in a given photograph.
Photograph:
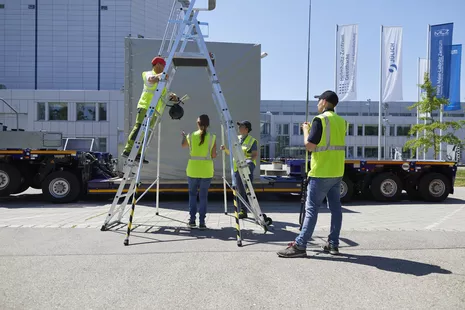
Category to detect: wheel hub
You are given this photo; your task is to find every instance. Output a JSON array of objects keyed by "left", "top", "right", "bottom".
[
  {"left": 0, "top": 170, "right": 9, "bottom": 190},
  {"left": 49, "top": 178, "right": 70, "bottom": 198},
  {"left": 380, "top": 179, "right": 397, "bottom": 197},
  {"left": 429, "top": 179, "right": 445, "bottom": 197},
  {"left": 340, "top": 181, "right": 348, "bottom": 198}
]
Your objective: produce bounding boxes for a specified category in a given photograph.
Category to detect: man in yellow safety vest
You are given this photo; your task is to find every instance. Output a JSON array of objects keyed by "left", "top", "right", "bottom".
[
  {"left": 221, "top": 120, "right": 258, "bottom": 219},
  {"left": 122, "top": 56, "right": 178, "bottom": 163},
  {"left": 277, "top": 90, "right": 347, "bottom": 258}
]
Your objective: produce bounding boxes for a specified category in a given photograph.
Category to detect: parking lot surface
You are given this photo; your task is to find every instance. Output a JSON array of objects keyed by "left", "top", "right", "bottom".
[{"left": 1, "top": 189, "right": 465, "bottom": 309}]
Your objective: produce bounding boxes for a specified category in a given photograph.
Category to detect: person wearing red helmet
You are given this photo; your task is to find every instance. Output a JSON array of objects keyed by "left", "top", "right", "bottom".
[{"left": 122, "top": 56, "right": 178, "bottom": 163}]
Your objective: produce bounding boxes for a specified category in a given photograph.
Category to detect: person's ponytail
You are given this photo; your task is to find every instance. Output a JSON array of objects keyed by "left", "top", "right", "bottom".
[{"left": 198, "top": 114, "right": 210, "bottom": 146}]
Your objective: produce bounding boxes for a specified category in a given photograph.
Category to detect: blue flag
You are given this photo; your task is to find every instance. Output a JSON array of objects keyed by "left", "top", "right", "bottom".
[
  {"left": 429, "top": 23, "right": 454, "bottom": 99},
  {"left": 444, "top": 44, "right": 462, "bottom": 111}
]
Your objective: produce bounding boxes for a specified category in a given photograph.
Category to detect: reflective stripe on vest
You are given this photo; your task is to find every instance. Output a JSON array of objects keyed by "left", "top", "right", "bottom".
[
  {"left": 189, "top": 133, "right": 213, "bottom": 160},
  {"left": 313, "top": 115, "right": 346, "bottom": 152}
]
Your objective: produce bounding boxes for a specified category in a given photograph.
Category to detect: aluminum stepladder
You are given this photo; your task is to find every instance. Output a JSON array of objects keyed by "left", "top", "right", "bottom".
[{"left": 100, "top": 0, "right": 272, "bottom": 246}]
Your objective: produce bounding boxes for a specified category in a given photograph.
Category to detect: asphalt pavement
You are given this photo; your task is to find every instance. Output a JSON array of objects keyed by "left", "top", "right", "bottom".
[{"left": 0, "top": 188, "right": 465, "bottom": 309}]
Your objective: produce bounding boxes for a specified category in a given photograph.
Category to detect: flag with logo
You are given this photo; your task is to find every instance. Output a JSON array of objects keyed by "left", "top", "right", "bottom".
[
  {"left": 444, "top": 44, "right": 462, "bottom": 111},
  {"left": 429, "top": 23, "right": 454, "bottom": 99},
  {"left": 381, "top": 26, "right": 403, "bottom": 102},
  {"left": 335, "top": 24, "right": 358, "bottom": 101}
]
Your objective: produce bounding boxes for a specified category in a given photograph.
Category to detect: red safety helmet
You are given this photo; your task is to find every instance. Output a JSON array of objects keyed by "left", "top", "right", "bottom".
[{"left": 151, "top": 57, "right": 166, "bottom": 66}]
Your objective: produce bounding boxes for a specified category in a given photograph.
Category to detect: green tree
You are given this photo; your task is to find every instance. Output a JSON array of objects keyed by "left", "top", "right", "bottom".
[{"left": 404, "top": 74, "right": 465, "bottom": 160}]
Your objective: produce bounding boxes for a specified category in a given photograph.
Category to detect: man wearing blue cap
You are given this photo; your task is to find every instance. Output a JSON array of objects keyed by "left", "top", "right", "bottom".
[{"left": 277, "top": 90, "right": 347, "bottom": 258}]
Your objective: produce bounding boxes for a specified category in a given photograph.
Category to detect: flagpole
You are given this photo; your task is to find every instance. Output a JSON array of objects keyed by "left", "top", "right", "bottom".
[
  {"left": 424, "top": 24, "right": 431, "bottom": 160},
  {"left": 335, "top": 24, "right": 338, "bottom": 100},
  {"left": 378, "top": 25, "right": 383, "bottom": 160},
  {"left": 304, "top": 0, "right": 312, "bottom": 174},
  {"left": 416, "top": 57, "right": 420, "bottom": 160}
]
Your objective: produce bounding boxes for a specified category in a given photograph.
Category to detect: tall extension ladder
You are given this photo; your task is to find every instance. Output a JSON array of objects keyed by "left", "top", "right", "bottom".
[{"left": 100, "top": 0, "right": 272, "bottom": 246}]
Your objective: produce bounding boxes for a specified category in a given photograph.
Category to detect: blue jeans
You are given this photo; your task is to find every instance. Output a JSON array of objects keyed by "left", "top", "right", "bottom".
[
  {"left": 295, "top": 176, "right": 343, "bottom": 249},
  {"left": 234, "top": 162, "right": 255, "bottom": 211},
  {"left": 187, "top": 177, "right": 212, "bottom": 225}
]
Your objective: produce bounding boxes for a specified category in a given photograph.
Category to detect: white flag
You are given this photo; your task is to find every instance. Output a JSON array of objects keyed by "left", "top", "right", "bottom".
[
  {"left": 418, "top": 58, "right": 429, "bottom": 118},
  {"left": 381, "top": 26, "right": 403, "bottom": 102},
  {"left": 418, "top": 58, "right": 427, "bottom": 95},
  {"left": 336, "top": 24, "right": 358, "bottom": 101}
]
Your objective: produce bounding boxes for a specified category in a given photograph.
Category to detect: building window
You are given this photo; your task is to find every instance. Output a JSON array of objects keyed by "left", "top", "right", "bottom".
[
  {"left": 364, "top": 147, "right": 378, "bottom": 158},
  {"left": 346, "top": 124, "right": 354, "bottom": 136},
  {"left": 346, "top": 146, "right": 354, "bottom": 158},
  {"left": 276, "top": 123, "right": 289, "bottom": 136},
  {"left": 357, "top": 125, "right": 363, "bottom": 136},
  {"left": 37, "top": 102, "right": 46, "bottom": 120},
  {"left": 293, "top": 123, "right": 303, "bottom": 136},
  {"left": 357, "top": 146, "right": 363, "bottom": 158},
  {"left": 389, "top": 125, "right": 395, "bottom": 136},
  {"left": 396, "top": 125, "right": 411, "bottom": 136},
  {"left": 0, "top": 4, "right": 4, "bottom": 9},
  {"left": 77, "top": 103, "right": 96, "bottom": 121},
  {"left": 364, "top": 125, "right": 378, "bottom": 136},
  {"left": 48, "top": 102, "right": 68, "bottom": 121},
  {"left": 76, "top": 102, "right": 107, "bottom": 121},
  {"left": 94, "top": 137, "right": 107, "bottom": 152},
  {"left": 260, "top": 121, "right": 270, "bottom": 135},
  {"left": 99, "top": 103, "right": 107, "bottom": 121}
]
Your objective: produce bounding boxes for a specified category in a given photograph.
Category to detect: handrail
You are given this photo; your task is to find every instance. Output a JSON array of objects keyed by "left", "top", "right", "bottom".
[{"left": 0, "top": 97, "right": 19, "bottom": 131}]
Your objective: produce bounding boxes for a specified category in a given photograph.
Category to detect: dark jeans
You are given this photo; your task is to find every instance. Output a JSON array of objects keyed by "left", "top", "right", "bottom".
[
  {"left": 188, "top": 177, "right": 212, "bottom": 225},
  {"left": 295, "top": 176, "right": 343, "bottom": 248},
  {"left": 234, "top": 161, "right": 255, "bottom": 212}
]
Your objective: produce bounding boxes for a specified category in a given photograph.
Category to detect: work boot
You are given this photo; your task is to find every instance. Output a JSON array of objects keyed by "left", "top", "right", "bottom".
[
  {"left": 121, "top": 151, "right": 148, "bottom": 164},
  {"left": 322, "top": 242, "right": 340, "bottom": 255},
  {"left": 277, "top": 241, "right": 307, "bottom": 258},
  {"left": 188, "top": 220, "right": 196, "bottom": 229},
  {"left": 238, "top": 209, "right": 248, "bottom": 219}
]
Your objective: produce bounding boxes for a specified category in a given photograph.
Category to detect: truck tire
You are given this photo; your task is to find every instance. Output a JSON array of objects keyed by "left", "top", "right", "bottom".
[
  {"left": 340, "top": 177, "right": 354, "bottom": 202},
  {"left": 42, "top": 171, "right": 81, "bottom": 203},
  {"left": 0, "top": 163, "right": 22, "bottom": 197},
  {"left": 418, "top": 172, "right": 450, "bottom": 202},
  {"left": 371, "top": 172, "right": 402, "bottom": 202}
]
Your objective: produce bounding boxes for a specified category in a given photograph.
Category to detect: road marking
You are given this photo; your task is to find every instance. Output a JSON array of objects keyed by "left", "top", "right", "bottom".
[{"left": 424, "top": 204, "right": 465, "bottom": 229}]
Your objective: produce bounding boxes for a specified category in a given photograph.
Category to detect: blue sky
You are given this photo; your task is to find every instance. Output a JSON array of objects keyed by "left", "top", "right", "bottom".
[{"left": 200, "top": 0, "right": 465, "bottom": 102}]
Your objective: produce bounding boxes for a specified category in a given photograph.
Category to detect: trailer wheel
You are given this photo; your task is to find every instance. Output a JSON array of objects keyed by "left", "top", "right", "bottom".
[
  {"left": 42, "top": 171, "right": 81, "bottom": 203},
  {"left": 0, "top": 163, "right": 22, "bottom": 197},
  {"left": 371, "top": 172, "right": 402, "bottom": 202},
  {"left": 340, "top": 177, "right": 354, "bottom": 202},
  {"left": 419, "top": 173, "right": 450, "bottom": 202}
]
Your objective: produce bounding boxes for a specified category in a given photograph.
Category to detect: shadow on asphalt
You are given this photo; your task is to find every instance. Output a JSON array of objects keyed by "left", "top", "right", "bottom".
[
  {"left": 105, "top": 219, "right": 360, "bottom": 250},
  {"left": 309, "top": 252, "right": 452, "bottom": 276}
]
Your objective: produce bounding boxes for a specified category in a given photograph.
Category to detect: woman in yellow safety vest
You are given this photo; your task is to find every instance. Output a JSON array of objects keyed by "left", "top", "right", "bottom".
[{"left": 182, "top": 114, "right": 217, "bottom": 230}]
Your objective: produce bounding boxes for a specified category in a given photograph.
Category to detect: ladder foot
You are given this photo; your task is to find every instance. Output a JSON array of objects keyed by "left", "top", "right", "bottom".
[
  {"left": 156, "top": 212, "right": 159, "bottom": 215},
  {"left": 123, "top": 239, "right": 129, "bottom": 246},
  {"left": 100, "top": 225, "right": 107, "bottom": 231},
  {"left": 224, "top": 212, "right": 228, "bottom": 215},
  {"left": 237, "top": 240, "right": 243, "bottom": 247}
]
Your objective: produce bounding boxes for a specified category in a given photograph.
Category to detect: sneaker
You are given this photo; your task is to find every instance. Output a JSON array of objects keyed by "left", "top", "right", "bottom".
[
  {"left": 188, "top": 221, "right": 196, "bottom": 229},
  {"left": 199, "top": 224, "right": 207, "bottom": 230},
  {"left": 277, "top": 242, "right": 307, "bottom": 258},
  {"left": 322, "top": 242, "right": 340, "bottom": 255},
  {"left": 238, "top": 209, "right": 248, "bottom": 219},
  {"left": 121, "top": 152, "right": 148, "bottom": 164}
]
